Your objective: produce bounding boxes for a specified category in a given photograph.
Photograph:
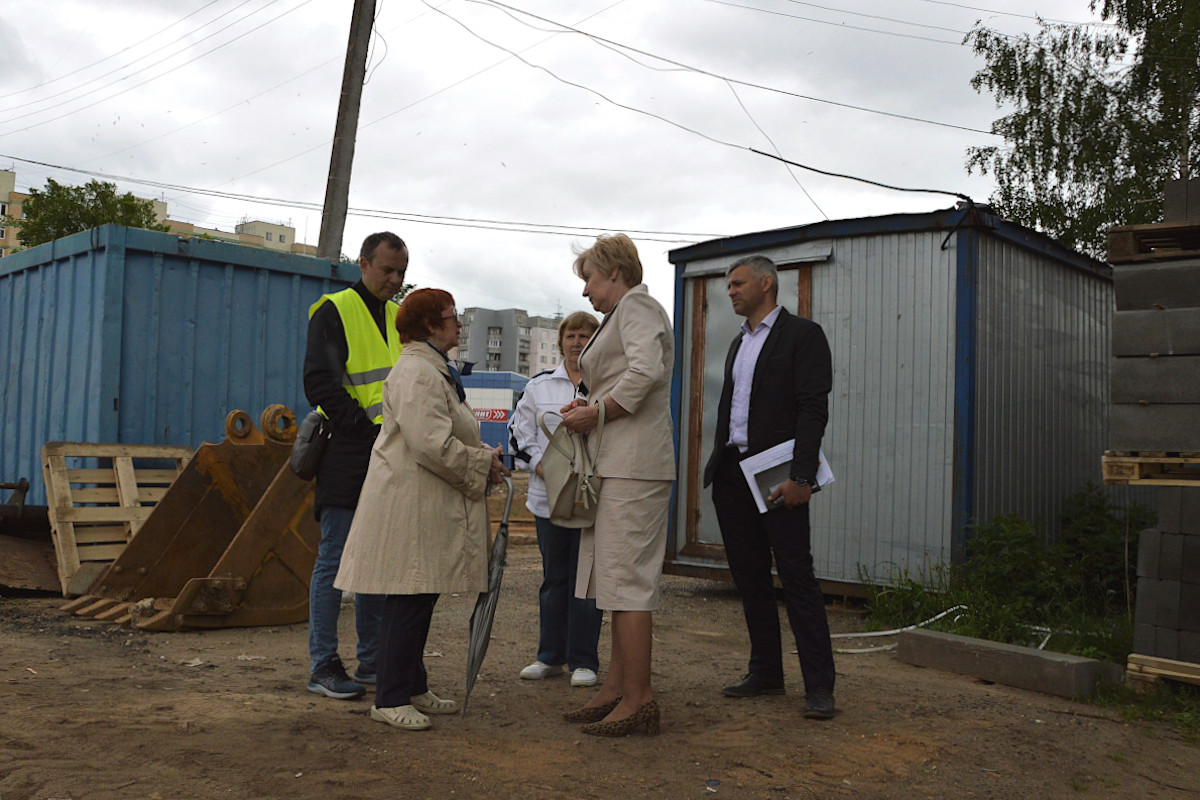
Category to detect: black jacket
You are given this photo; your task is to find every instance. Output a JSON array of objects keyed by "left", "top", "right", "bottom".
[
  {"left": 702, "top": 307, "right": 832, "bottom": 488},
  {"left": 302, "top": 281, "right": 390, "bottom": 513}
]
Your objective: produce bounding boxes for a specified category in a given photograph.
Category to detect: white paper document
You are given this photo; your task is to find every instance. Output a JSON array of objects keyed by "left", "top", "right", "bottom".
[{"left": 738, "top": 439, "right": 834, "bottom": 514}]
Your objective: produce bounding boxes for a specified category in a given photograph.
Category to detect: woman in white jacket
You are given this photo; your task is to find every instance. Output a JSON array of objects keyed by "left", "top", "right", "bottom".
[{"left": 509, "top": 311, "right": 603, "bottom": 688}]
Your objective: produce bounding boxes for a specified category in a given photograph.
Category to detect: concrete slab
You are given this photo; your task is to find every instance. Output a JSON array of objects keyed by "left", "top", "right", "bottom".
[
  {"left": 1113, "top": 262, "right": 1200, "bottom": 310},
  {"left": 1113, "top": 308, "right": 1200, "bottom": 356},
  {"left": 1136, "top": 577, "right": 1158, "bottom": 626},
  {"left": 1161, "top": 534, "right": 1183, "bottom": 583},
  {"left": 1112, "top": 356, "right": 1200, "bottom": 403},
  {"left": 1139, "top": 528, "right": 1161, "bottom": 579},
  {"left": 1110, "top": 404, "right": 1200, "bottom": 452},
  {"left": 896, "top": 629, "right": 1117, "bottom": 699}
]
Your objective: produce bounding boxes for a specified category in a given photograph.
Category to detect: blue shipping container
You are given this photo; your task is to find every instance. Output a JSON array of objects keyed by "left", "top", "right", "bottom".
[{"left": 1, "top": 225, "right": 359, "bottom": 504}]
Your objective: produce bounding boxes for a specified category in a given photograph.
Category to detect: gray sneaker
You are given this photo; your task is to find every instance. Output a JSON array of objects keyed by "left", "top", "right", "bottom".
[
  {"left": 352, "top": 666, "right": 377, "bottom": 685},
  {"left": 308, "top": 656, "right": 366, "bottom": 699}
]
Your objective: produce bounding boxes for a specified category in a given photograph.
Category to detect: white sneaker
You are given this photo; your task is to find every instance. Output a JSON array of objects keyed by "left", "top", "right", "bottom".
[
  {"left": 570, "top": 668, "right": 598, "bottom": 687},
  {"left": 520, "top": 661, "right": 565, "bottom": 680}
]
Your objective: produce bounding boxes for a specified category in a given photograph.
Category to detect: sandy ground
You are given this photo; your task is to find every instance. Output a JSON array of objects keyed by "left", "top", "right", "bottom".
[{"left": 2, "top": 528, "right": 1199, "bottom": 800}]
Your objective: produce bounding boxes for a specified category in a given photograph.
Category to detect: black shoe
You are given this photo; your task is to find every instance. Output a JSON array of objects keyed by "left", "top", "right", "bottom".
[
  {"left": 307, "top": 656, "right": 366, "bottom": 700},
  {"left": 803, "top": 690, "right": 836, "bottom": 720},
  {"left": 721, "top": 673, "right": 786, "bottom": 697}
]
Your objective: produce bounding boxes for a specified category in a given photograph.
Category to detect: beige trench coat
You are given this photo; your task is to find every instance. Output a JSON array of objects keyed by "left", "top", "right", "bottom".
[{"left": 335, "top": 341, "right": 492, "bottom": 596}]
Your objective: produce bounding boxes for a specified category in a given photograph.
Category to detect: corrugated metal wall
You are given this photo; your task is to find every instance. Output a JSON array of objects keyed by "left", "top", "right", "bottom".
[
  {"left": 811, "top": 231, "right": 957, "bottom": 584},
  {"left": 972, "top": 233, "right": 1112, "bottom": 537},
  {"left": 0, "top": 225, "right": 358, "bottom": 504}
]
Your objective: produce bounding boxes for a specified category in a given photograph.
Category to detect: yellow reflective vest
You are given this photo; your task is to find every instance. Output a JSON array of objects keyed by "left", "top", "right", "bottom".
[{"left": 309, "top": 288, "right": 402, "bottom": 424}]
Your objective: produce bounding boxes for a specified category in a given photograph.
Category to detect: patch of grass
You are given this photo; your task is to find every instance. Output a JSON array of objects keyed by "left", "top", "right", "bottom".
[
  {"left": 858, "top": 483, "right": 1154, "bottom": 663},
  {"left": 1091, "top": 681, "right": 1200, "bottom": 744}
]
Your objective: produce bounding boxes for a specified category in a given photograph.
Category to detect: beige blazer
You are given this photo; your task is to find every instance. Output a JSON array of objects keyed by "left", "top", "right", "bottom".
[
  {"left": 578, "top": 283, "right": 676, "bottom": 481},
  {"left": 335, "top": 341, "right": 493, "bottom": 596}
]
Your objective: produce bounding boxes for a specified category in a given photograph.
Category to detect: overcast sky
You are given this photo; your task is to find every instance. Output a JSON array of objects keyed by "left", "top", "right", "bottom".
[{"left": 1, "top": 0, "right": 1111, "bottom": 317}]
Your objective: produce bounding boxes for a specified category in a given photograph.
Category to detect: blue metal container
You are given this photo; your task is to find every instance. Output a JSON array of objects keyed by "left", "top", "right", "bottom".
[{"left": 0, "top": 225, "right": 358, "bottom": 504}]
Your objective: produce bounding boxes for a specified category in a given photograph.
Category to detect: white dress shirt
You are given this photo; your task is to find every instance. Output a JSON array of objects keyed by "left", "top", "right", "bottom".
[{"left": 727, "top": 304, "right": 782, "bottom": 452}]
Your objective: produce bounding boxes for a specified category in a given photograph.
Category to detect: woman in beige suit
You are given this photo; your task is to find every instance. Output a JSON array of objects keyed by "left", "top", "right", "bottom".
[
  {"left": 336, "top": 288, "right": 509, "bottom": 732},
  {"left": 559, "top": 233, "right": 675, "bottom": 736}
]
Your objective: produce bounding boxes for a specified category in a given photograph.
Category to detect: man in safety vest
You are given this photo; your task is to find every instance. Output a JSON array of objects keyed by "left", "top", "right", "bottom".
[{"left": 302, "top": 231, "right": 408, "bottom": 699}]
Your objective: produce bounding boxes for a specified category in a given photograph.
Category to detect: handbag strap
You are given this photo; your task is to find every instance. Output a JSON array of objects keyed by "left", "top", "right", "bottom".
[{"left": 537, "top": 402, "right": 605, "bottom": 462}]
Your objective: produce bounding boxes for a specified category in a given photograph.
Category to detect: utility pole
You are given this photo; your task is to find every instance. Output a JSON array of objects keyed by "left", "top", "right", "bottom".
[{"left": 317, "top": 0, "right": 376, "bottom": 262}]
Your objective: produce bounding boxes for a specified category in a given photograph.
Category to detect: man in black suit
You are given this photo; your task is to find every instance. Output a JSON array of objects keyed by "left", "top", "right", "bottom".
[{"left": 703, "top": 254, "right": 836, "bottom": 720}]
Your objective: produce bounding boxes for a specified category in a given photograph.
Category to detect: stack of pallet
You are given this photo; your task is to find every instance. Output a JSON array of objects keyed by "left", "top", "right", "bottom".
[{"left": 1106, "top": 182, "right": 1200, "bottom": 687}]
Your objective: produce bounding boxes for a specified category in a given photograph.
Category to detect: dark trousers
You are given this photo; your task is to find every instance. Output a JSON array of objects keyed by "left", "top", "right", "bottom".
[
  {"left": 535, "top": 517, "right": 603, "bottom": 672},
  {"left": 376, "top": 593, "right": 439, "bottom": 709},
  {"left": 712, "top": 451, "right": 835, "bottom": 694}
]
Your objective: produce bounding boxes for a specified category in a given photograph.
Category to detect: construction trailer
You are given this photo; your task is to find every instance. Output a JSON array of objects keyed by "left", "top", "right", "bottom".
[
  {"left": 666, "top": 206, "right": 1117, "bottom": 591},
  {"left": 0, "top": 224, "right": 358, "bottom": 506}
]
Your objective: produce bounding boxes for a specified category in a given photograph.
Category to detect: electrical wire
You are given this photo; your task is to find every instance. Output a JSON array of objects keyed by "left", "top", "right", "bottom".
[
  {"left": 0, "top": 0, "right": 226, "bottom": 100},
  {"left": 0, "top": 0, "right": 317, "bottom": 136},
  {"left": 705, "top": 0, "right": 963, "bottom": 45},
  {"left": 0, "top": 0, "right": 270, "bottom": 115},
  {"left": 0, "top": 152, "right": 728, "bottom": 243},
  {"left": 473, "top": 0, "right": 996, "bottom": 136}
]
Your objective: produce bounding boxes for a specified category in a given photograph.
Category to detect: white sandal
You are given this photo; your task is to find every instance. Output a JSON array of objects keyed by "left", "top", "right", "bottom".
[
  {"left": 410, "top": 690, "right": 460, "bottom": 715},
  {"left": 370, "top": 704, "right": 431, "bottom": 731}
]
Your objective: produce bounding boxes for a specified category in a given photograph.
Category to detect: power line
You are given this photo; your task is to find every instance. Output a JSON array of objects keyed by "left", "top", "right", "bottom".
[
  {"left": 705, "top": 0, "right": 962, "bottom": 45},
  {"left": 0, "top": 0, "right": 316, "bottom": 136},
  {"left": 0, "top": 0, "right": 227, "bottom": 100},
  {"left": 0, "top": 152, "right": 728, "bottom": 243},
  {"left": 473, "top": 0, "right": 995, "bottom": 135}
]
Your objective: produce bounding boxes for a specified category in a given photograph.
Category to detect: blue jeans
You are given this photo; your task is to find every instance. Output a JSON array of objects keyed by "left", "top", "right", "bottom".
[
  {"left": 309, "top": 506, "right": 385, "bottom": 675},
  {"left": 535, "top": 516, "right": 603, "bottom": 672}
]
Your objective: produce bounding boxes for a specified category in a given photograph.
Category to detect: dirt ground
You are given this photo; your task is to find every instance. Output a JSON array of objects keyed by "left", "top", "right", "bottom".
[{"left": 3, "top": 523, "right": 1200, "bottom": 799}]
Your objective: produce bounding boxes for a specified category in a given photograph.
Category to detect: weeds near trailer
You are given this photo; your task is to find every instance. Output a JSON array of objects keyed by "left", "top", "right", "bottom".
[
  {"left": 1092, "top": 682, "right": 1200, "bottom": 745},
  {"left": 858, "top": 482, "right": 1155, "bottom": 663}
]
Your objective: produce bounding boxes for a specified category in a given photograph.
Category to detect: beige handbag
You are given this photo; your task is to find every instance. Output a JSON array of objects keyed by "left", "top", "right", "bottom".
[{"left": 538, "top": 403, "right": 605, "bottom": 529}]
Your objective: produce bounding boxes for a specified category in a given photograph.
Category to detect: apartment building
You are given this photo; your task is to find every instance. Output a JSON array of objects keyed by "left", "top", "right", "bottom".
[{"left": 459, "top": 307, "right": 563, "bottom": 376}]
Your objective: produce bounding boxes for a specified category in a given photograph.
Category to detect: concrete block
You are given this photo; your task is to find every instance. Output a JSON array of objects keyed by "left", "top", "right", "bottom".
[
  {"left": 1136, "top": 577, "right": 1158, "bottom": 626},
  {"left": 1161, "top": 534, "right": 1183, "bottom": 582},
  {"left": 1112, "top": 356, "right": 1200, "bottom": 403},
  {"left": 1113, "top": 262, "right": 1200, "bottom": 310},
  {"left": 1113, "top": 308, "right": 1200, "bottom": 356},
  {"left": 1183, "top": 533, "right": 1200, "bottom": 584},
  {"left": 1134, "top": 623, "right": 1156, "bottom": 655},
  {"left": 1156, "top": 627, "right": 1179, "bottom": 660},
  {"left": 1156, "top": 579, "right": 1181, "bottom": 629},
  {"left": 1159, "top": 487, "right": 1182, "bottom": 533},
  {"left": 1110, "top": 404, "right": 1200, "bottom": 452},
  {"left": 1180, "top": 631, "right": 1200, "bottom": 664},
  {"left": 1139, "top": 528, "right": 1161, "bottom": 578},
  {"left": 1181, "top": 583, "right": 1200, "bottom": 633},
  {"left": 896, "top": 629, "right": 1112, "bottom": 699}
]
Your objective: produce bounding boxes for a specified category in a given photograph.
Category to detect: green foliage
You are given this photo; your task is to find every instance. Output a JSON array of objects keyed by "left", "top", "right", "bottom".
[
  {"left": 5, "top": 179, "right": 170, "bottom": 247},
  {"left": 1092, "top": 681, "right": 1200, "bottom": 744},
  {"left": 859, "top": 483, "right": 1155, "bottom": 663},
  {"left": 965, "top": 1, "right": 1200, "bottom": 258}
]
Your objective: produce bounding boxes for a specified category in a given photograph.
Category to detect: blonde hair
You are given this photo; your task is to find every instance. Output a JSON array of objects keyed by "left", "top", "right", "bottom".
[
  {"left": 556, "top": 311, "right": 600, "bottom": 355},
  {"left": 572, "top": 233, "right": 643, "bottom": 287}
]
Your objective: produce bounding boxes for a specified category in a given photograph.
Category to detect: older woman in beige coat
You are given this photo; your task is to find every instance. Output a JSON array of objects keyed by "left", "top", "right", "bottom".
[
  {"left": 559, "top": 234, "right": 675, "bottom": 737},
  {"left": 336, "top": 288, "right": 509, "bottom": 732}
]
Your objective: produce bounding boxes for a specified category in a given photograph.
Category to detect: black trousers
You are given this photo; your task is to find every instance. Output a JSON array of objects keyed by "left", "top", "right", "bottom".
[
  {"left": 376, "top": 593, "right": 439, "bottom": 708},
  {"left": 712, "top": 450, "right": 835, "bottom": 694}
]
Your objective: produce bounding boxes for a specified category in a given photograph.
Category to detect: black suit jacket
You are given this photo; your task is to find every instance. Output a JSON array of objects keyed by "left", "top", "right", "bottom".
[{"left": 702, "top": 307, "right": 832, "bottom": 488}]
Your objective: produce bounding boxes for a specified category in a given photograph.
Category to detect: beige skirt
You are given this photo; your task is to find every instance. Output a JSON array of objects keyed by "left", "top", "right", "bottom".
[{"left": 575, "top": 478, "right": 673, "bottom": 612}]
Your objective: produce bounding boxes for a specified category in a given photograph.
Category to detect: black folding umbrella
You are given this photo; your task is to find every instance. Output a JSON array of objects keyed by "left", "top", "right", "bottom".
[{"left": 463, "top": 475, "right": 514, "bottom": 714}]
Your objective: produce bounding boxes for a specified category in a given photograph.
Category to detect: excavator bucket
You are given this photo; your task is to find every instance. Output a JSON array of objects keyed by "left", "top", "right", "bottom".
[{"left": 62, "top": 406, "right": 322, "bottom": 631}]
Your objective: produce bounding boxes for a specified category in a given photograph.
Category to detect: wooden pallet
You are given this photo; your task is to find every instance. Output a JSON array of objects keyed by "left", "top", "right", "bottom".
[
  {"left": 1126, "top": 653, "right": 1200, "bottom": 689},
  {"left": 41, "top": 442, "right": 194, "bottom": 596},
  {"left": 1102, "top": 451, "right": 1200, "bottom": 486},
  {"left": 1108, "top": 222, "right": 1200, "bottom": 264}
]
